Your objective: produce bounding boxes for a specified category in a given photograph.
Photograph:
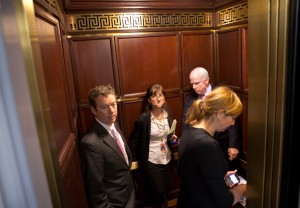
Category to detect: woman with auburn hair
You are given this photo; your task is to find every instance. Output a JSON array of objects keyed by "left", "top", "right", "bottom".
[{"left": 130, "top": 84, "right": 178, "bottom": 208}]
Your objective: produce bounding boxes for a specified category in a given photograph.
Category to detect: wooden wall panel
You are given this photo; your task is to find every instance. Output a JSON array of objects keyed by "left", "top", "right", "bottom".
[
  {"left": 35, "top": 11, "right": 71, "bottom": 153},
  {"left": 116, "top": 33, "right": 181, "bottom": 97},
  {"left": 79, "top": 107, "right": 95, "bottom": 136},
  {"left": 216, "top": 28, "right": 242, "bottom": 91},
  {"left": 122, "top": 100, "right": 145, "bottom": 141},
  {"left": 181, "top": 31, "right": 215, "bottom": 91},
  {"left": 34, "top": 3, "right": 88, "bottom": 208},
  {"left": 61, "top": 31, "right": 78, "bottom": 131},
  {"left": 70, "top": 37, "right": 116, "bottom": 104},
  {"left": 60, "top": 134, "right": 87, "bottom": 208},
  {"left": 166, "top": 95, "right": 184, "bottom": 136}
]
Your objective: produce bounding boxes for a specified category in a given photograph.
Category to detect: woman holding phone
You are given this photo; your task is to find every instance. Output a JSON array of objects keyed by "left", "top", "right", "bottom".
[{"left": 177, "top": 86, "right": 246, "bottom": 208}]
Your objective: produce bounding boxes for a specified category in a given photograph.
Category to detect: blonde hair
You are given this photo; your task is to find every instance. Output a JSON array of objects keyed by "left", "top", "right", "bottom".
[{"left": 185, "top": 86, "right": 242, "bottom": 126}]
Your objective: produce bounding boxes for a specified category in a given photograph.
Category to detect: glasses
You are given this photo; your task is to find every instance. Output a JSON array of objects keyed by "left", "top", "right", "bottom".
[{"left": 150, "top": 94, "right": 164, "bottom": 99}]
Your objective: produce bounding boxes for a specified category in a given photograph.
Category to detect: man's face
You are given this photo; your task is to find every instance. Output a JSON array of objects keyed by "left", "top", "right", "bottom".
[
  {"left": 189, "top": 72, "right": 208, "bottom": 95},
  {"left": 92, "top": 94, "right": 117, "bottom": 126}
]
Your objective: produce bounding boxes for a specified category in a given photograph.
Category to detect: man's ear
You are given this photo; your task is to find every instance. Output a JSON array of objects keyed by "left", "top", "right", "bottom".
[
  {"left": 204, "top": 78, "right": 209, "bottom": 85},
  {"left": 91, "top": 106, "right": 97, "bottom": 115}
]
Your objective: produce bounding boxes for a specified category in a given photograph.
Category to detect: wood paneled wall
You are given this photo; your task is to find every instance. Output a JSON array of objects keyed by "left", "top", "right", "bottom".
[
  {"left": 69, "top": 27, "right": 248, "bottom": 205},
  {"left": 216, "top": 27, "right": 248, "bottom": 161},
  {"left": 216, "top": 29, "right": 242, "bottom": 91},
  {"left": 69, "top": 32, "right": 217, "bottom": 206},
  {"left": 32, "top": 0, "right": 248, "bottom": 207},
  {"left": 70, "top": 31, "right": 218, "bottom": 142},
  {"left": 33, "top": 3, "right": 87, "bottom": 207},
  {"left": 70, "top": 28, "right": 248, "bottom": 146}
]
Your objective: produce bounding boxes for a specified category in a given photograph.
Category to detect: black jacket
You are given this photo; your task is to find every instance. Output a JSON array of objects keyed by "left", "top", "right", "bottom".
[
  {"left": 130, "top": 111, "right": 174, "bottom": 169},
  {"left": 81, "top": 121, "right": 134, "bottom": 208}
]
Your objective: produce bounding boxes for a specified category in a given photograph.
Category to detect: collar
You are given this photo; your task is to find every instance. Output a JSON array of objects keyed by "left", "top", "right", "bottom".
[
  {"left": 95, "top": 117, "right": 115, "bottom": 132},
  {"left": 150, "top": 109, "right": 168, "bottom": 120}
]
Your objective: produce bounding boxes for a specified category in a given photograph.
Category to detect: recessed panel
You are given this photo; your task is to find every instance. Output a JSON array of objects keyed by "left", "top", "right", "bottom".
[
  {"left": 181, "top": 32, "right": 214, "bottom": 90},
  {"left": 71, "top": 38, "right": 115, "bottom": 104},
  {"left": 116, "top": 34, "right": 180, "bottom": 96},
  {"left": 216, "top": 29, "right": 242, "bottom": 90}
]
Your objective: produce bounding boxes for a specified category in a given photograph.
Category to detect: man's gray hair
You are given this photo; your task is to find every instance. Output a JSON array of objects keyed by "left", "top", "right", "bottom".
[{"left": 191, "top": 67, "right": 209, "bottom": 79}]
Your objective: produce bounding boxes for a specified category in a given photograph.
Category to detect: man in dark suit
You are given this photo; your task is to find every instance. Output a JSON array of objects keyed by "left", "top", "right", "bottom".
[
  {"left": 181, "top": 67, "right": 241, "bottom": 164},
  {"left": 81, "top": 85, "right": 135, "bottom": 208}
]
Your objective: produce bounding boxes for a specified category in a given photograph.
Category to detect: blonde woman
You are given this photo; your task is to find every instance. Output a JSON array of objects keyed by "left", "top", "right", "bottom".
[{"left": 177, "top": 86, "right": 246, "bottom": 208}]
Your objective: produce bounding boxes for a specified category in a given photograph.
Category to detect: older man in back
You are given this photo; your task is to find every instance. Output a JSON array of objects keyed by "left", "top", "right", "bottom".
[{"left": 182, "top": 67, "right": 241, "bottom": 164}]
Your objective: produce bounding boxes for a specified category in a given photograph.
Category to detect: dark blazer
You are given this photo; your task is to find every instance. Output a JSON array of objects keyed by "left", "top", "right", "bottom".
[
  {"left": 80, "top": 120, "right": 134, "bottom": 208},
  {"left": 181, "top": 89, "right": 240, "bottom": 154},
  {"left": 130, "top": 111, "right": 173, "bottom": 169},
  {"left": 177, "top": 127, "right": 234, "bottom": 208}
]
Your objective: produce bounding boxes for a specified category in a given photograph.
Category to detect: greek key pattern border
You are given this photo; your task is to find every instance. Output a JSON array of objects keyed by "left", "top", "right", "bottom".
[
  {"left": 68, "top": 12, "right": 212, "bottom": 31},
  {"left": 217, "top": 3, "right": 248, "bottom": 26}
]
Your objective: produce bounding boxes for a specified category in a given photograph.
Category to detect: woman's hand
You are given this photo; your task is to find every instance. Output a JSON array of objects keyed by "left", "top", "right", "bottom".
[
  {"left": 225, "top": 169, "right": 237, "bottom": 178},
  {"left": 171, "top": 134, "right": 178, "bottom": 144}
]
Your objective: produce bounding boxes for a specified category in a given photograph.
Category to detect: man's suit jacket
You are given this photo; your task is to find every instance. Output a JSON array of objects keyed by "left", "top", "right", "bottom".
[{"left": 80, "top": 120, "right": 134, "bottom": 208}]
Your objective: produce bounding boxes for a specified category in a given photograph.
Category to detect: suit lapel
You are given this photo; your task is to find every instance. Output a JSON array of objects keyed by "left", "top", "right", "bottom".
[
  {"left": 114, "top": 123, "right": 132, "bottom": 164},
  {"left": 93, "top": 121, "right": 131, "bottom": 166},
  {"left": 103, "top": 134, "right": 126, "bottom": 162}
]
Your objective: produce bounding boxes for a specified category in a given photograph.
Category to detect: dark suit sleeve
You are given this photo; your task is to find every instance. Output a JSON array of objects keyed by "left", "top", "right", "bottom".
[
  {"left": 227, "top": 123, "right": 240, "bottom": 149},
  {"left": 81, "top": 138, "right": 111, "bottom": 208},
  {"left": 198, "top": 141, "right": 234, "bottom": 207},
  {"left": 181, "top": 95, "right": 191, "bottom": 133},
  {"left": 181, "top": 94, "right": 196, "bottom": 134},
  {"left": 179, "top": 131, "right": 234, "bottom": 207}
]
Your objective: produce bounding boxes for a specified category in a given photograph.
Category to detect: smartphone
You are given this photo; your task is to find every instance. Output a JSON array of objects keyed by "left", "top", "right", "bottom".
[{"left": 224, "top": 173, "right": 240, "bottom": 188}]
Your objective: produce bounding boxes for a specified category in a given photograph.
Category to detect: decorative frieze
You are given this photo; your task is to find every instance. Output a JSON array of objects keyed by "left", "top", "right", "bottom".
[
  {"left": 217, "top": 3, "right": 248, "bottom": 26},
  {"left": 68, "top": 12, "right": 213, "bottom": 32}
]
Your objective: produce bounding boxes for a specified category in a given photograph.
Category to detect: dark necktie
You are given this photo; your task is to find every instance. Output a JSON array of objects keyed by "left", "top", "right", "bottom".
[{"left": 199, "top": 94, "right": 205, "bottom": 100}]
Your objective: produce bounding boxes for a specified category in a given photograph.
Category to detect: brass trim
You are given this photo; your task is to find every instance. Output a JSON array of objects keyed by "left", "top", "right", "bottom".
[
  {"left": 116, "top": 97, "right": 142, "bottom": 103},
  {"left": 216, "top": 3, "right": 248, "bottom": 26},
  {"left": 168, "top": 198, "right": 177, "bottom": 207},
  {"left": 67, "top": 12, "right": 213, "bottom": 32},
  {"left": 130, "top": 161, "right": 139, "bottom": 170}
]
